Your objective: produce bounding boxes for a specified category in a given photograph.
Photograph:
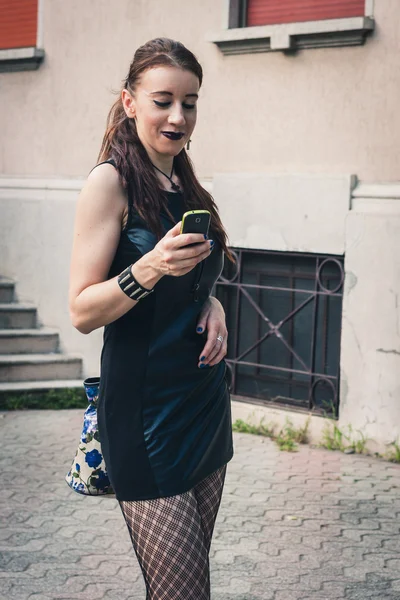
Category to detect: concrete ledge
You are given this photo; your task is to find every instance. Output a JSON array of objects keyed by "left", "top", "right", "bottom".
[
  {"left": 208, "top": 17, "right": 374, "bottom": 55},
  {"left": 352, "top": 182, "right": 400, "bottom": 198},
  {"left": 0, "top": 176, "right": 84, "bottom": 202},
  {"left": 0, "top": 176, "right": 84, "bottom": 190},
  {"left": 0, "top": 175, "right": 213, "bottom": 200},
  {"left": 351, "top": 181, "right": 400, "bottom": 213},
  {"left": 0, "top": 47, "right": 45, "bottom": 73}
]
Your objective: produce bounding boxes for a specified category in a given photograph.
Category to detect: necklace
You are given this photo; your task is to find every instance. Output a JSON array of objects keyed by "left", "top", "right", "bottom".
[{"left": 151, "top": 161, "right": 181, "bottom": 193}]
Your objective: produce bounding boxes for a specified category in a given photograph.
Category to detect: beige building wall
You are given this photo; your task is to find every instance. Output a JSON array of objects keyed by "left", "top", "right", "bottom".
[
  {"left": 0, "top": 0, "right": 400, "bottom": 182},
  {"left": 1, "top": 0, "right": 400, "bottom": 453}
]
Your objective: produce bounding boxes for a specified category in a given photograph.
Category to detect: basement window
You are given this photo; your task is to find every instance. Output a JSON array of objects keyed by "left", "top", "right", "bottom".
[{"left": 214, "top": 248, "right": 344, "bottom": 417}]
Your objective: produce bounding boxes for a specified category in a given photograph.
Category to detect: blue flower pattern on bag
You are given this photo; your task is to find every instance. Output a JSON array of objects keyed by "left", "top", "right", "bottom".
[
  {"left": 94, "top": 470, "right": 109, "bottom": 490},
  {"left": 65, "top": 377, "right": 115, "bottom": 497},
  {"left": 85, "top": 449, "right": 102, "bottom": 468},
  {"left": 81, "top": 404, "right": 98, "bottom": 443}
]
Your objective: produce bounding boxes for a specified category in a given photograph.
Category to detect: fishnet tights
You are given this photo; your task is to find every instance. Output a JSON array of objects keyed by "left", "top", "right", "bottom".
[{"left": 118, "top": 465, "right": 227, "bottom": 599}]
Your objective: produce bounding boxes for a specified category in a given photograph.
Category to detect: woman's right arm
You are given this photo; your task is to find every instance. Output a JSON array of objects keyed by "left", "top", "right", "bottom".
[
  {"left": 69, "top": 163, "right": 212, "bottom": 335},
  {"left": 68, "top": 163, "right": 163, "bottom": 334}
]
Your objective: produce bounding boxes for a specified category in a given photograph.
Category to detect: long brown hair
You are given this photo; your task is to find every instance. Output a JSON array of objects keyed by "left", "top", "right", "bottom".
[{"left": 98, "top": 37, "right": 235, "bottom": 263}]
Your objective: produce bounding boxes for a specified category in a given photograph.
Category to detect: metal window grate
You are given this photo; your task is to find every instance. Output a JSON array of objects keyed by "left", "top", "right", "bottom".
[{"left": 215, "top": 248, "right": 344, "bottom": 417}]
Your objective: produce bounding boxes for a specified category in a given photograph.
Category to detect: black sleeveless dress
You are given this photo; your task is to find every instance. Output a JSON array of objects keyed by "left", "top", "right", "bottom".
[{"left": 96, "top": 161, "right": 234, "bottom": 501}]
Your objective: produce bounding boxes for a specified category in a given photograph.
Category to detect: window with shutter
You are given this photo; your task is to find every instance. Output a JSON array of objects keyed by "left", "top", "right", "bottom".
[
  {"left": 209, "top": 0, "right": 374, "bottom": 55},
  {"left": 0, "top": 0, "right": 44, "bottom": 73},
  {"left": 0, "top": 0, "right": 38, "bottom": 49},
  {"left": 247, "top": 0, "right": 365, "bottom": 27}
]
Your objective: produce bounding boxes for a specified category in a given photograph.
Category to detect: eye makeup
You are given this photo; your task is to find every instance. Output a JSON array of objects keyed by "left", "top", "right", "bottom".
[{"left": 154, "top": 100, "right": 196, "bottom": 110}]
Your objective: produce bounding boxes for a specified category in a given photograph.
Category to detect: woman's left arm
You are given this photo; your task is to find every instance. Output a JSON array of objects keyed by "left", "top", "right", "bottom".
[{"left": 196, "top": 296, "right": 228, "bottom": 367}]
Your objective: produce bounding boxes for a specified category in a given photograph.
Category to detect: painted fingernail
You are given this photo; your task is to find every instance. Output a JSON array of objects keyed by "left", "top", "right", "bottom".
[
  {"left": 209, "top": 240, "right": 214, "bottom": 247},
  {"left": 199, "top": 363, "right": 206, "bottom": 368},
  {"left": 204, "top": 234, "right": 208, "bottom": 239},
  {"left": 200, "top": 356, "right": 206, "bottom": 361},
  {"left": 197, "top": 327, "right": 203, "bottom": 332}
]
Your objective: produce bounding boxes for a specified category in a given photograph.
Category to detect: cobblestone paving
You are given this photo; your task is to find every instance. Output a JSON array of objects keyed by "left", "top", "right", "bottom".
[{"left": 1, "top": 409, "right": 400, "bottom": 600}]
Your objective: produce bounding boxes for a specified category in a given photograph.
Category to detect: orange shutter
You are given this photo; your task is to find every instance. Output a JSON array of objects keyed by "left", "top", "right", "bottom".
[
  {"left": 247, "top": 0, "right": 365, "bottom": 27},
  {"left": 0, "top": 0, "right": 38, "bottom": 50}
]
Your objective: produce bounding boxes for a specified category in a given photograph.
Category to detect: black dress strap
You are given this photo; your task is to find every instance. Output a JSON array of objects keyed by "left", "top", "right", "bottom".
[{"left": 88, "top": 158, "right": 117, "bottom": 175}]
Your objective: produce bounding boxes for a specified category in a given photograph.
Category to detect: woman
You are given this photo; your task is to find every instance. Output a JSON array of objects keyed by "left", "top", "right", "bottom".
[{"left": 69, "top": 37, "right": 235, "bottom": 599}]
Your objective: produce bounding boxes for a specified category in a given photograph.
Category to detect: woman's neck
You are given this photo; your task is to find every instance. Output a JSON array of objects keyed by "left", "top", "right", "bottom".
[
  {"left": 151, "top": 157, "right": 174, "bottom": 174},
  {"left": 148, "top": 155, "right": 180, "bottom": 191},
  {"left": 144, "top": 144, "right": 174, "bottom": 175}
]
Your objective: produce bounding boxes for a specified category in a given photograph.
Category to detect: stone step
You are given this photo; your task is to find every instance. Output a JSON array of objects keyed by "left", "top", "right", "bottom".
[
  {"left": 0, "top": 327, "right": 60, "bottom": 354},
  {"left": 0, "top": 303, "right": 37, "bottom": 329},
  {"left": 0, "top": 277, "right": 15, "bottom": 303},
  {"left": 0, "top": 379, "right": 84, "bottom": 392},
  {"left": 0, "top": 353, "right": 83, "bottom": 383}
]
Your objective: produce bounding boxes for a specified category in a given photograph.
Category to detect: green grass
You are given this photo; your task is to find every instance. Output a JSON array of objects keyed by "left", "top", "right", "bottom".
[
  {"left": 233, "top": 415, "right": 310, "bottom": 452},
  {"left": 319, "top": 422, "right": 400, "bottom": 463},
  {"left": 275, "top": 417, "right": 310, "bottom": 451},
  {"left": 318, "top": 422, "right": 369, "bottom": 454},
  {"left": 233, "top": 413, "right": 400, "bottom": 463},
  {"left": 0, "top": 387, "right": 87, "bottom": 410},
  {"left": 385, "top": 439, "right": 400, "bottom": 463},
  {"left": 232, "top": 418, "right": 275, "bottom": 437}
]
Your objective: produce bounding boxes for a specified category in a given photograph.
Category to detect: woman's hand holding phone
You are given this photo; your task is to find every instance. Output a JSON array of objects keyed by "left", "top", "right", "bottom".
[{"left": 152, "top": 221, "right": 214, "bottom": 278}]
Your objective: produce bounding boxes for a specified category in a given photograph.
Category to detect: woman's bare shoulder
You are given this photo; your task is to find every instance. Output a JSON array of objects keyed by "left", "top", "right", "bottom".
[
  {"left": 87, "top": 161, "right": 122, "bottom": 190},
  {"left": 81, "top": 161, "right": 128, "bottom": 219}
]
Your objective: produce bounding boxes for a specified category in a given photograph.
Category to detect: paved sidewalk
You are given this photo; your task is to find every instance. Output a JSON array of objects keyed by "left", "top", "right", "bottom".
[{"left": 1, "top": 409, "right": 400, "bottom": 600}]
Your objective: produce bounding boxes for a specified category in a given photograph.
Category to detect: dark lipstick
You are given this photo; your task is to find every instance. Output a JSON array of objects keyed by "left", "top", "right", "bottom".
[{"left": 162, "top": 131, "right": 184, "bottom": 141}]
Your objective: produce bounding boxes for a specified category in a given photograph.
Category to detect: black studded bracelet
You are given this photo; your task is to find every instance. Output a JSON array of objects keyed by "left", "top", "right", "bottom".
[{"left": 117, "top": 264, "right": 154, "bottom": 301}]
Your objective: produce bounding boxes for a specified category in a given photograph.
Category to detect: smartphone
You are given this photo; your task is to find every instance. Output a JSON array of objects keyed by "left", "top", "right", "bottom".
[{"left": 180, "top": 210, "right": 211, "bottom": 246}]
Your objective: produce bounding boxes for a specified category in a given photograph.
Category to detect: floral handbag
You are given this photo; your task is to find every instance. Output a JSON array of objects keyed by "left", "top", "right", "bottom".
[{"left": 65, "top": 377, "right": 115, "bottom": 497}]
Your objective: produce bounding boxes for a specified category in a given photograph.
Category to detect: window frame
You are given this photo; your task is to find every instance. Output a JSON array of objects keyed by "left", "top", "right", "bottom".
[
  {"left": 208, "top": 0, "right": 375, "bottom": 55},
  {"left": 0, "top": 0, "right": 45, "bottom": 73},
  {"left": 214, "top": 246, "right": 344, "bottom": 417}
]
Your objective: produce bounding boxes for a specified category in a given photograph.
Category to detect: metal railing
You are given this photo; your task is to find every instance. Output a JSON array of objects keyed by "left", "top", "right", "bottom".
[{"left": 215, "top": 248, "right": 344, "bottom": 417}]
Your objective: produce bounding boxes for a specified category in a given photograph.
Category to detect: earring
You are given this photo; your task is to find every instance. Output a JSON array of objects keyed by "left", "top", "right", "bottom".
[{"left": 186, "top": 139, "right": 192, "bottom": 151}]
